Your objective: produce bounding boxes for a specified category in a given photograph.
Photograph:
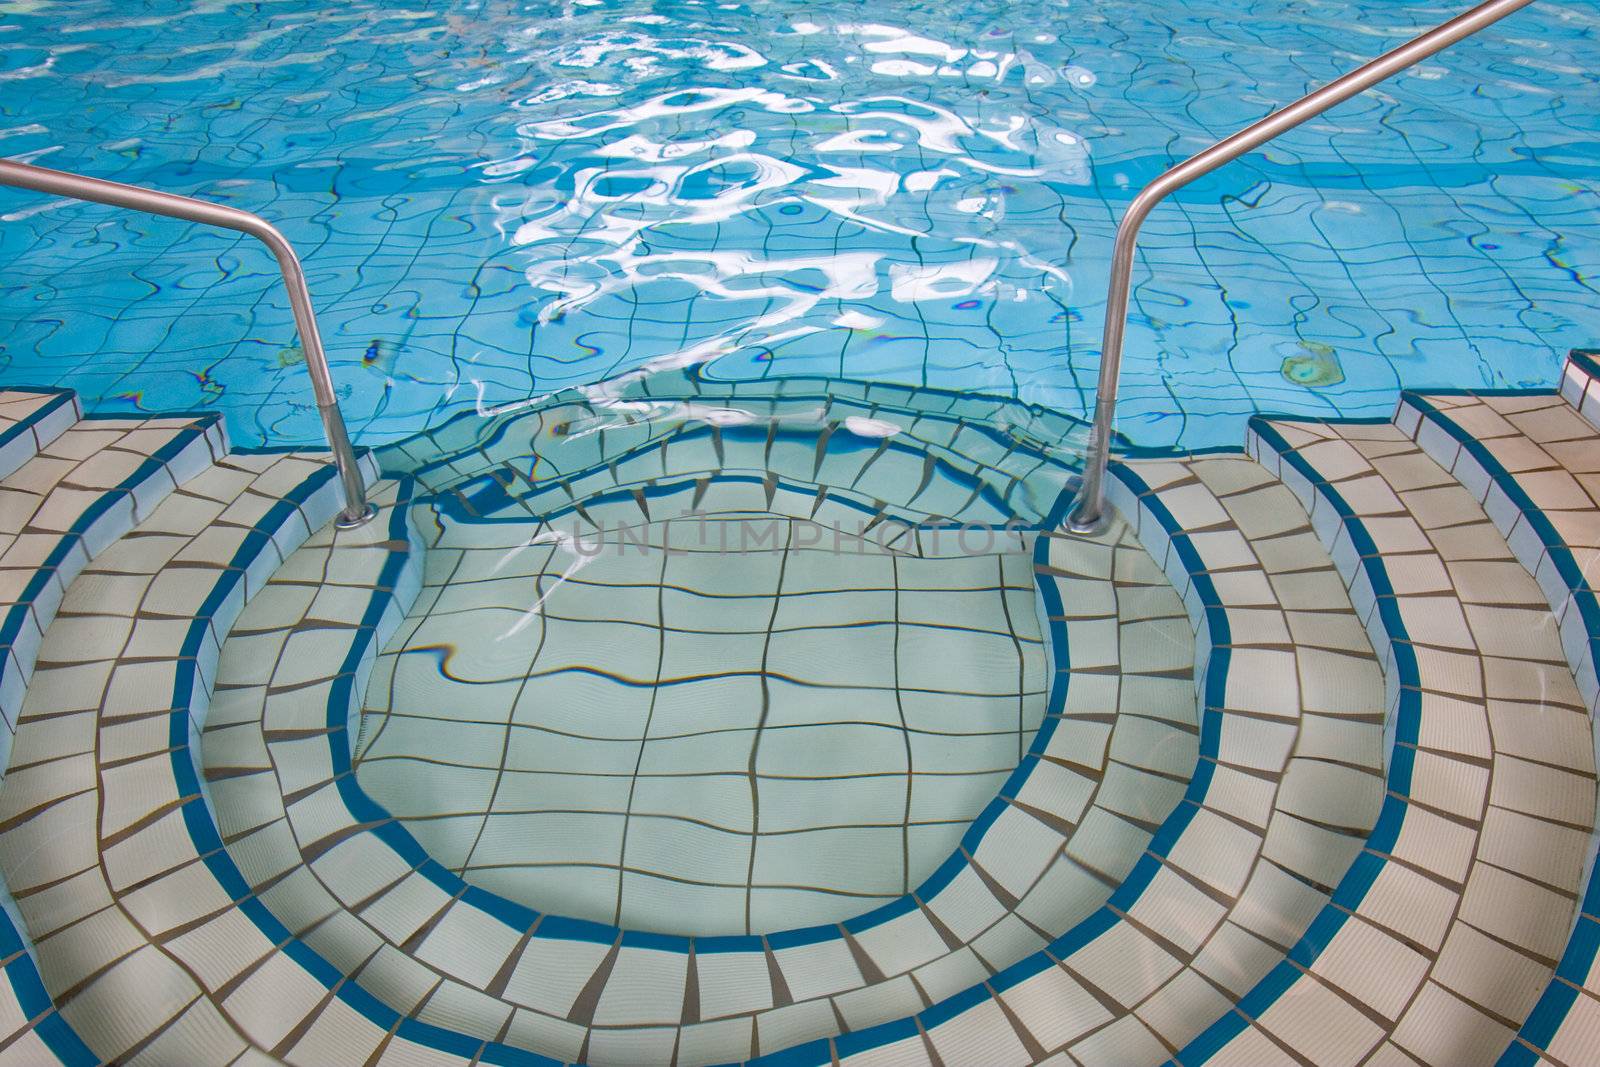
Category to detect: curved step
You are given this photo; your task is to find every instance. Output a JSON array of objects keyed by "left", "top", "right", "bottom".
[
  {"left": 1390, "top": 385, "right": 1600, "bottom": 1066},
  {"left": 776, "top": 454, "right": 1386, "bottom": 1066},
  {"left": 0, "top": 401, "right": 226, "bottom": 1066},
  {"left": 196, "top": 471, "right": 1202, "bottom": 1064},
  {"left": 1176, "top": 416, "right": 1596, "bottom": 1066},
  {"left": 0, "top": 412, "right": 225, "bottom": 771},
  {"left": 0, "top": 449, "right": 380, "bottom": 1064}
]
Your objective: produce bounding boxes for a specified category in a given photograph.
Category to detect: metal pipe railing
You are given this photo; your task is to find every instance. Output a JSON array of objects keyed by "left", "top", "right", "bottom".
[
  {"left": 0, "top": 158, "right": 376, "bottom": 528},
  {"left": 1066, "top": 0, "right": 1539, "bottom": 534}
]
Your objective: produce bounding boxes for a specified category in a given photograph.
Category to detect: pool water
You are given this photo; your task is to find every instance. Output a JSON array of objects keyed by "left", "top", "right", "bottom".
[
  {"left": 348, "top": 369, "right": 1083, "bottom": 936},
  {"left": 1, "top": 0, "right": 1596, "bottom": 455}
]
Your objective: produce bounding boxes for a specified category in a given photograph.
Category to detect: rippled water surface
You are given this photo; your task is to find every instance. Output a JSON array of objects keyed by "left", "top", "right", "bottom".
[{"left": 0, "top": 0, "right": 1596, "bottom": 450}]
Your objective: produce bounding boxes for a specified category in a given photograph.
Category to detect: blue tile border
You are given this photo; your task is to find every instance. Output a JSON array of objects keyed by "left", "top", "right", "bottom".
[{"left": 1391, "top": 392, "right": 1600, "bottom": 1065}]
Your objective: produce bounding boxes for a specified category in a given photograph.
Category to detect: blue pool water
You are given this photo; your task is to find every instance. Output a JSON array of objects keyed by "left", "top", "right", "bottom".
[{"left": 0, "top": 0, "right": 1596, "bottom": 452}]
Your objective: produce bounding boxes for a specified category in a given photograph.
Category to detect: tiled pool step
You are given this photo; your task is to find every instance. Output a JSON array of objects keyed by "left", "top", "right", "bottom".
[
  {"left": 0, "top": 444, "right": 377, "bottom": 1065},
  {"left": 0, "top": 394, "right": 229, "bottom": 1065},
  {"left": 0, "top": 355, "right": 1596, "bottom": 1065},
  {"left": 0, "top": 409, "right": 226, "bottom": 776},
  {"left": 0, "top": 388, "right": 78, "bottom": 483},
  {"left": 1175, "top": 403, "right": 1596, "bottom": 1065},
  {"left": 1388, "top": 383, "right": 1600, "bottom": 1067},
  {"left": 382, "top": 369, "right": 1087, "bottom": 532}
]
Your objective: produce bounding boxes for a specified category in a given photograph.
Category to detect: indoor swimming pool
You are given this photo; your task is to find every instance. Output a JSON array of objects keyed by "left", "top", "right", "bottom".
[{"left": 1, "top": 2, "right": 1600, "bottom": 1065}]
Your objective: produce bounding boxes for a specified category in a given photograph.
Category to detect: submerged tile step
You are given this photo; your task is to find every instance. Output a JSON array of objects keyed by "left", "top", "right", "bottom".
[
  {"left": 0, "top": 364, "right": 1595, "bottom": 1065},
  {"left": 196, "top": 465, "right": 1206, "bottom": 1063}
]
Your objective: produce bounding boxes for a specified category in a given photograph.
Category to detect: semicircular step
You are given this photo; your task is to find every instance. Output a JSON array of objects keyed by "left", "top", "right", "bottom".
[
  {"left": 195, "top": 464, "right": 1204, "bottom": 1064},
  {"left": 0, "top": 354, "right": 1597, "bottom": 1066}
]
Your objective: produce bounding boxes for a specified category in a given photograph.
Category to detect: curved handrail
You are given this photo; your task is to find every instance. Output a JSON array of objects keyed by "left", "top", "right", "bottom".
[
  {"left": 1066, "top": 0, "right": 1539, "bottom": 533},
  {"left": 0, "top": 158, "right": 375, "bottom": 527}
]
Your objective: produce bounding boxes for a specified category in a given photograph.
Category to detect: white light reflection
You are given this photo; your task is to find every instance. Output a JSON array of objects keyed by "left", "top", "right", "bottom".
[{"left": 462, "top": 17, "right": 1094, "bottom": 425}]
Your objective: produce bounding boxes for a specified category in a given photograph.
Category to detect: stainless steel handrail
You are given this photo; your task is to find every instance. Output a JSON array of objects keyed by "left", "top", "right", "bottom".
[
  {"left": 1066, "top": 0, "right": 1539, "bottom": 534},
  {"left": 0, "top": 158, "right": 376, "bottom": 528}
]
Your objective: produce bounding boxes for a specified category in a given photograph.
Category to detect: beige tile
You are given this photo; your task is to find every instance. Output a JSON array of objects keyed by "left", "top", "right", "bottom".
[
  {"left": 1255, "top": 973, "right": 1386, "bottom": 1067},
  {"left": 1063, "top": 921, "right": 1183, "bottom": 1008},
  {"left": 1310, "top": 915, "right": 1429, "bottom": 1021},
  {"left": 1433, "top": 921, "right": 1551, "bottom": 1023},
  {"left": 1400, "top": 485, "right": 1490, "bottom": 530},
  {"left": 1457, "top": 862, "right": 1574, "bottom": 962},
  {"left": 1506, "top": 404, "right": 1596, "bottom": 444},
  {"left": 1391, "top": 981, "right": 1514, "bottom": 1066}
]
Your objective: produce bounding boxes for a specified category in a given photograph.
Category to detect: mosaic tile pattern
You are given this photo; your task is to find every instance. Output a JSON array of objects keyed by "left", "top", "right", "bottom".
[
  {"left": 1176, "top": 412, "right": 1596, "bottom": 1065},
  {"left": 2, "top": 0, "right": 1596, "bottom": 454}
]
